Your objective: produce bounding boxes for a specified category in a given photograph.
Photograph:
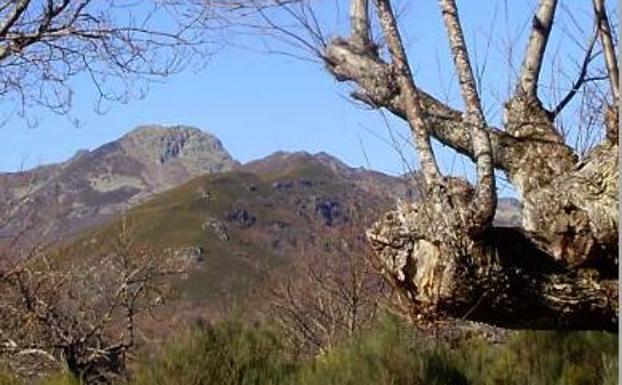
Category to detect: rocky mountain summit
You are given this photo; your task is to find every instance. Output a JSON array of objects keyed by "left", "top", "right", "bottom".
[
  {"left": 0, "top": 125, "right": 237, "bottom": 247},
  {"left": 119, "top": 125, "right": 237, "bottom": 179}
]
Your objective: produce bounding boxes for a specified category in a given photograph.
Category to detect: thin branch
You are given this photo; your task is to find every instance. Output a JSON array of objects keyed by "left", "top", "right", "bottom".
[
  {"left": 553, "top": 26, "right": 599, "bottom": 116},
  {"left": 517, "top": 0, "right": 558, "bottom": 97}
]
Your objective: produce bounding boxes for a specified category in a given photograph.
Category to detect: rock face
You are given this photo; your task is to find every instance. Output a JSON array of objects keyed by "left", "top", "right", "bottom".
[
  {"left": 0, "top": 125, "right": 238, "bottom": 247},
  {"left": 119, "top": 125, "right": 236, "bottom": 180}
]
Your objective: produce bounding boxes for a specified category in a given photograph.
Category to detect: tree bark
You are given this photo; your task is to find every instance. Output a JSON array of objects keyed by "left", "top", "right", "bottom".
[
  {"left": 438, "top": 0, "right": 495, "bottom": 230},
  {"left": 592, "top": 0, "right": 619, "bottom": 102},
  {"left": 516, "top": 0, "right": 558, "bottom": 98},
  {"left": 368, "top": 220, "right": 618, "bottom": 332},
  {"left": 350, "top": 0, "right": 370, "bottom": 48}
]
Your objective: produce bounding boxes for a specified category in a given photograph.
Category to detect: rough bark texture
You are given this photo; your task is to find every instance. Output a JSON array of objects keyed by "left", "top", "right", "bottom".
[
  {"left": 516, "top": 0, "right": 558, "bottom": 97},
  {"left": 321, "top": 0, "right": 618, "bottom": 331}
]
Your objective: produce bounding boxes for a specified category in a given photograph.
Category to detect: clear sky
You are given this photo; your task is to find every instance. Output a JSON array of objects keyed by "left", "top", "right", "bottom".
[{"left": 0, "top": 0, "right": 603, "bottom": 198}]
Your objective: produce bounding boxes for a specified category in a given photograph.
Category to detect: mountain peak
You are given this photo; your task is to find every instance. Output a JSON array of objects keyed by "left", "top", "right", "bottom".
[
  {"left": 122, "top": 124, "right": 203, "bottom": 139},
  {"left": 119, "top": 124, "right": 238, "bottom": 169}
]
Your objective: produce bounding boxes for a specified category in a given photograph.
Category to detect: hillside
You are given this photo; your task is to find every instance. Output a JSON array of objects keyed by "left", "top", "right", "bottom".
[
  {"left": 62, "top": 150, "right": 519, "bottom": 322},
  {"left": 68, "top": 152, "right": 413, "bottom": 317}
]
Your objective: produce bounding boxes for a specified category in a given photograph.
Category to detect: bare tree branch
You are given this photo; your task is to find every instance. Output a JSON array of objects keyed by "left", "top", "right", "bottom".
[
  {"left": 517, "top": 0, "right": 558, "bottom": 97},
  {"left": 374, "top": 0, "right": 441, "bottom": 183},
  {"left": 0, "top": 0, "right": 218, "bottom": 117},
  {"left": 592, "top": 0, "right": 619, "bottom": 102},
  {"left": 552, "top": 26, "right": 599, "bottom": 117},
  {"left": 350, "top": 0, "right": 370, "bottom": 48},
  {"left": 0, "top": 224, "right": 189, "bottom": 383},
  {"left": 264, "top": 208, "right": 387, "bottom": 356},
  {"left": 438, "top": 0, "right": 496, "bottom": 229},
  {"left": 0, "top": 0, "right": 30, "bottom": 37}
]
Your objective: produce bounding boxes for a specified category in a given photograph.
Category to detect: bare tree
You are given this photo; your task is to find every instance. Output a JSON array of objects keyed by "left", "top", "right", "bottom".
[
  {"left": 0, "top": 0, "right": 220, "bottom": 119},
  {"left": 264, "top": 208, "right": 387, "bottom": 356},
  {"left": 0, "top": 221, "right": 188, "bottom": 384},
  {"left": 222, "top": 0, "right": 618, "bottom": 332}
]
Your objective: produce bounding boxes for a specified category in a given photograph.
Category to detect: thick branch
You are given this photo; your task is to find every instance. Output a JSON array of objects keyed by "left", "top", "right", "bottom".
[
  {"left": 364, "top": 139, "right": 617, "bottom": 332},
  {"left": 517, "top": 0, "right": 558, "bottom": 97},
  {"left": 0, "top": 0, "right": 30, "bottom": 37},
  {"left": 374, "top": 0, "right": 441, "bottom": 183},
  {"left": 350, "top": 0, "right": 370, "bottom": 48},
  {"left": 319, "top": 0, "right": 617, "bottom": 334},
  {"left": 438, "top": 0, "right": 495, "bottom": 228},
  {"left": 498, "top": 0, "right": 579, "bottom": 191},
  {"left": 323, "top": 39, "right": 577, "bottom": 190},
  {"left": 325, "top": 39, "right": 503, "bottom": 165},
  {"left": 521, "top": 141, "right": 618, "bottom": 270}
]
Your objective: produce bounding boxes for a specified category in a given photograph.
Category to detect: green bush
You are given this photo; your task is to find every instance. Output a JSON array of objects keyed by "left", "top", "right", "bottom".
[
  {"left": 289, "top": 314, "right": 617, "bottom": 385},
  {"left": 0, "top": 371, "right": 21, "bottom": 385},
  {"left": 449, "top": 329, "right": 618, "bottom": 385},
  {"left": 292, "top": 314, "right": 467, "bottom": 385},
  {"left": 130, "top": 320, "right": 294, "bottom": 385}
]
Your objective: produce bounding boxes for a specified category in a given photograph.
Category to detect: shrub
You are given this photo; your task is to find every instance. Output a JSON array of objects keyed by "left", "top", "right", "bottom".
[
  {"left": 130, "top": 320, "right": 294, "bottom": 385},
  {"left": 291, "top": 314, "right": 617, "bottom": 385}
]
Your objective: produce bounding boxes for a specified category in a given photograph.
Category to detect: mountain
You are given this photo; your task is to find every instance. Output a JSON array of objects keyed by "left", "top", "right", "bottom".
[
  {"left": 494, "top": 197, "right": 522, "bottom": 227},
  {"left": 0, "top": 125, "right": 238, "bottom": 248}
]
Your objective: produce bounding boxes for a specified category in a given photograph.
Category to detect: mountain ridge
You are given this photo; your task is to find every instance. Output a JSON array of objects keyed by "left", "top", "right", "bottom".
[{"left": 0, "top": 124, "right": 238, "bottom": 247}]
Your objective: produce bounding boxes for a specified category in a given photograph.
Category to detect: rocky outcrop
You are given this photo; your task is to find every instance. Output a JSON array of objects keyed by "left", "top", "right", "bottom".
[
  {"left": 226, "top": 207, "right": 256, "bottom": 229},
  {"left": 202, "top": 216, "right": 229, "bottom": 241},
  {"left": 119, "top": 125, "right": 237, "bottom": 179},
  {"left": 315, "top": 199, "right": 341, "bottom": 226}
]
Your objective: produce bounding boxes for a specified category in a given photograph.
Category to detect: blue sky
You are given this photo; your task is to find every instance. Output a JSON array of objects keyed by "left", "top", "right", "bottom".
[{"left": 0, "top": 0, "right": 604, "bottom": 198}]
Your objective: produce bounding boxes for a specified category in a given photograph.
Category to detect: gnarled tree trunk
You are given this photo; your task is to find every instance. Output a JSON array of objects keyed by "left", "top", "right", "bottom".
[{"left": 321, "top": 0, "right": 618, "bottom": 332}]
